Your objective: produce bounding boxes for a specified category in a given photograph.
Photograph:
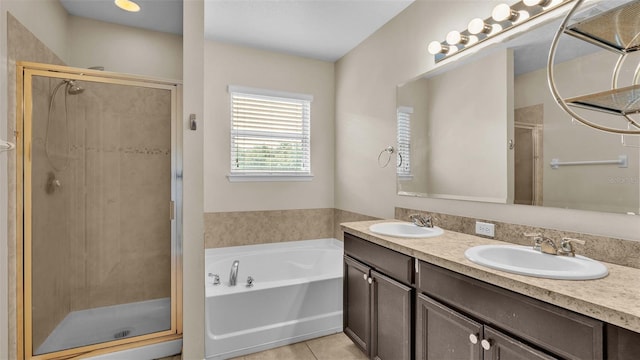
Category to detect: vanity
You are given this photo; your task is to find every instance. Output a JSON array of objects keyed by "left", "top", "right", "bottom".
[{"left": 342, "top": 220, "right": 640, "bottom": 360}]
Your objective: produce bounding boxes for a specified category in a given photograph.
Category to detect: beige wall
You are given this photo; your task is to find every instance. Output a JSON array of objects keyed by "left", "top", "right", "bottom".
[
  {"left": 203, "top": 40, "right": 335, "bottom": 213},
  {"left": 181, "top": 1, "right": 205, "bottom": 358},
  {"left": 68, "top": 16, "right": 183, "bottom": 80},
  {"left": 515, "top": 50, "right": 639, "bottom": 214},
  {"left": 335, "top": 1, "right": 640, "bottom": 241}
]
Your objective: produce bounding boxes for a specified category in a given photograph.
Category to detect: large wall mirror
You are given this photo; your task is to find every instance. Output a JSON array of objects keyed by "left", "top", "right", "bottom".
[{"left": 397, "top": 0, "right": 640, "bottom": 215}]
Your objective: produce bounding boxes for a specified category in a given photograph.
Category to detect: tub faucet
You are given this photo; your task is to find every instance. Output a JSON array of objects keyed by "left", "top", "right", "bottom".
[{"left": 229, "top": 260, "right": 239, "bottom": 286}]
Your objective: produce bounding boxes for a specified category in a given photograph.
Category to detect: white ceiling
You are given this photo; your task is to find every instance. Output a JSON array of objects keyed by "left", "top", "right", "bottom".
[{"left": 60, "top": 0, "right": 414, "bottom": 62}]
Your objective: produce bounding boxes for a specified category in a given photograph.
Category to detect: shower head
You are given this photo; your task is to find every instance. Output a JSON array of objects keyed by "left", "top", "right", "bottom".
[{"left": 66, "top": 80, "right": 84, "bottom": 95}]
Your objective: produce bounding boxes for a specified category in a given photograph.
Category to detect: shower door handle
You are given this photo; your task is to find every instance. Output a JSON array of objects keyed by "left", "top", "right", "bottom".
[{"left": 189, "top": 114, "right": 197, "bottom": 130}]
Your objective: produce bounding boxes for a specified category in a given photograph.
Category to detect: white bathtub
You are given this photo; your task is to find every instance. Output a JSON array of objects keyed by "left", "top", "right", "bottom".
[{"left": 204, "top": 238, "right": 344, "bottom": 360}]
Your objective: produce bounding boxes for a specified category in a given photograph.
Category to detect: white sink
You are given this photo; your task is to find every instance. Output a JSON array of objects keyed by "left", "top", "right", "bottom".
[
  {"left": 369, "top": 222, "right": 444, "bottom": 238},
  {"left": 464, "top": 245, "right": 608, "bottom": 280}
]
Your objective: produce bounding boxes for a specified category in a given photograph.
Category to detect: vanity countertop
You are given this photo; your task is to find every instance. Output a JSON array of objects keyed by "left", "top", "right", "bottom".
[{"left": 341, "top": 220, "right": 640, "bottom": 334}]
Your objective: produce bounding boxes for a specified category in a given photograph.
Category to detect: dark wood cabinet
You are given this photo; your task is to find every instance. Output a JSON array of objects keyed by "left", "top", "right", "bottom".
[
  {"left": 416, "top": 293, "right": 556, "bottom": 360},
  {"left": 342, "top": 232, "right": 640, "bottom": 360},
  {"left": 418, "top": 261, "right": 603, "bottom": 360},
  {"left": 416, "top": 293, "right": 483, "bottom": 360},
  {"left": 344, "top": 256, "right": 371, "bottom": 355},
  {"left": 371, "top": 270, "right": 412, "bottom": 360},
  {"left": 483, "top": 326, "right": 557, "bottom": 360},
  {"left": 344, "top": 234, "right": 414, "bottom": 360}
]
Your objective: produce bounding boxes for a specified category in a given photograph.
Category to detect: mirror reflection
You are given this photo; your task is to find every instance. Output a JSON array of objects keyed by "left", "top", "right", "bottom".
[{"left": 397, "top": 7, "right": 640, "bottom": 215}]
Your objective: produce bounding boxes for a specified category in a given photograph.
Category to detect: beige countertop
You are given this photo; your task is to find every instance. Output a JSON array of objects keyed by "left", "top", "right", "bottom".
[{"left": 341, "top": 220, "right": 640, "bottom": 334}]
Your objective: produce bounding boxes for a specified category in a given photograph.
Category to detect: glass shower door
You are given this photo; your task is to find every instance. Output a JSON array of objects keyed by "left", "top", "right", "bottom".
[{"left": 20, "top": 65, "right": 180, "bottom": 359}]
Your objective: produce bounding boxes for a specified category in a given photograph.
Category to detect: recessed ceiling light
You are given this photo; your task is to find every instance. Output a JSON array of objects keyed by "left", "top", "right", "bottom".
[{"left": 114, "top": 0, "right": 141, "bottom": 13}]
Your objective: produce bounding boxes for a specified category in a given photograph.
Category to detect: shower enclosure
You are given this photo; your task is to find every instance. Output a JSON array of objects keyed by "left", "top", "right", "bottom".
[{"left": 17, "top": 62, "right": 182, "bottom": 359}]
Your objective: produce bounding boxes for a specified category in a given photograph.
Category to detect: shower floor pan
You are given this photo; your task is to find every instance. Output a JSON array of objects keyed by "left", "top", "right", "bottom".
[{"left": 36, "top": 297, "right": 173, "bottom": 356}]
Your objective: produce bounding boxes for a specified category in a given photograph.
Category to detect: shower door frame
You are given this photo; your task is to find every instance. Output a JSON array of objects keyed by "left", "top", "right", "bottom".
[{"left": 16, "top": 62, "right": 183, "bottom": 360}]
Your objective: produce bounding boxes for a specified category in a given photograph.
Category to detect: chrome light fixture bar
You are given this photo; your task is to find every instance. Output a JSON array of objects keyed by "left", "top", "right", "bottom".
[{"left": 428, "top": 0, "right": 569, "bottom": 62}]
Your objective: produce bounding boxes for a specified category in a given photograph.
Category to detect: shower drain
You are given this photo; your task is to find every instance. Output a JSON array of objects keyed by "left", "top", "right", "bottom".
[{"left": 113, "top": 329, "right": 132, "bottom": 339}]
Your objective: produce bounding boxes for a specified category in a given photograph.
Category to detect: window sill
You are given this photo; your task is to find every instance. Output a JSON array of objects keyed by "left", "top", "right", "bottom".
[{"left": 227, "top": 173, "right": 314, "bottom": 182}]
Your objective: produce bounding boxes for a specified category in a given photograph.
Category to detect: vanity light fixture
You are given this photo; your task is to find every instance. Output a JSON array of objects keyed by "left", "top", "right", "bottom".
[
  {"left": 114, "top": 0, "right": 141, "bottom": 12},
  {"left": 427, "top": 41, "right": 450, "bottom": 55},
  {"left": 467, "top": 18, "right": 492, "bottom": 35},
  {"left": 428, "top": 0, "right": 571, "bottom": 63},
  {"left": 446, "top": 31, "right": 469, "bottom": 45},
  {"left": 492, "top": 3, "right": 520, "bottom": 22}
]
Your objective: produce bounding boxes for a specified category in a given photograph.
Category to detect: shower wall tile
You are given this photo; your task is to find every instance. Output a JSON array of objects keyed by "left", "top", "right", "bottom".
[
  {"left": 395, "top": 207, "right": 640, "bottom": 269},
  {"left": 204, "top": 209, "right": 335, "bottom": 248},
  {"left": 8, "top": 14, "right": 68, "bottom": 353}
]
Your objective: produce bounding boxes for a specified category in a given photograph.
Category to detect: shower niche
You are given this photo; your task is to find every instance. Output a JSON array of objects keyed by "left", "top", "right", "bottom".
[{"left": 17, "top": 62, "right": 182, "bottom": 359}]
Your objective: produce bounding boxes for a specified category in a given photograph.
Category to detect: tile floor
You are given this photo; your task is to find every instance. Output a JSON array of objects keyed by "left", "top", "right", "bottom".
[{"left": 157, "top": 332, "right": 367, "bottom": 360}]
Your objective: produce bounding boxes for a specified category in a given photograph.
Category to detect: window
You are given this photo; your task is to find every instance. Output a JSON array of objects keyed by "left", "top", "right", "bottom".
[
  {"left": 228, "top": 86, "right": 313, "bottom": 181},
  {"left": 397, "top": 106, "right": 412, "bottom": 179}
]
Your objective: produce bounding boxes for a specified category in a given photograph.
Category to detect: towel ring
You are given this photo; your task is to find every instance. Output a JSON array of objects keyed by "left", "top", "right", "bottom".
[{"left": 378, "top": 145, "right": 402, "bottom": 168}]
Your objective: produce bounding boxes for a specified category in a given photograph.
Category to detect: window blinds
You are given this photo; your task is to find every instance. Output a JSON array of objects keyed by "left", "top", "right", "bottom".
[
  {"left": 230, "top": 87, "right": 311, "bottom": 176},
  {"left": 397, "top": 107, "right": 412, "bottom": 177}
]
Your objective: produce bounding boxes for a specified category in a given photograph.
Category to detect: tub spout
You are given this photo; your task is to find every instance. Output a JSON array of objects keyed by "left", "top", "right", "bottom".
[{"left": 229, "top": 260, "right": 239, "bottom": 286}]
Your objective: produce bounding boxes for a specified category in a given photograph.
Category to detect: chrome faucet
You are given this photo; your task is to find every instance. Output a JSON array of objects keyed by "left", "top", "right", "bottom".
[
  {"left": 409, "top": 214, "right": 434, "bottom": 228},
  {"left": 229, "top": 260, "right": 239, "bottom": 286},
  {"left": 523, "top": 233, "right": 586, "bottom": 257}
]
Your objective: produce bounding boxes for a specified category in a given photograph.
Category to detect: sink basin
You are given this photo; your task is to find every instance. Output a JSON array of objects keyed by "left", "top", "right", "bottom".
[
  {"left": 369, "top": 222, "right": 444, "bottom": 238},
  {"left": 464, "top": 245, "right": 608, "bottom": 280}
]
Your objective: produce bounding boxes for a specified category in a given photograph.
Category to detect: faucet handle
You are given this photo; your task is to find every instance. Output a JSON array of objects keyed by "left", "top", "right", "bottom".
[
  {"left": 208, "top": 273, "right": 221, "bottom": 285},
  {"left": 559, "top": 237, "right": 586, "bottom": 256},
  {"left": 523, "top": 232, "right": 543, "bottom": 250},
  {"left": 562, "top": 237, "right": 586, "bottom": 245}
]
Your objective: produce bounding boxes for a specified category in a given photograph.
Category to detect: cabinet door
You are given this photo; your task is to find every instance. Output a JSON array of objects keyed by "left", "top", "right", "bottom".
[
  {"left": 344, "top": 256, "right": 371, "bottom": 356},
  {"left": 416, "top": 293, "right": 483, "bottom": 360},
  {"left": 483, "top": 326, "right": 558, "bottom": 360},
  {"left": 370, "top": 270, "right": 412, "bottom": 360}
]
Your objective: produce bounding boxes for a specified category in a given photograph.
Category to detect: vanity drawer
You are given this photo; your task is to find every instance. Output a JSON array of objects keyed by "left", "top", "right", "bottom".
[
  {"left": 344, "top": 233, "right": 414, "bottom": 285},
  {"left": 418, "top": 261, "right": 603, "bottom": 360}
]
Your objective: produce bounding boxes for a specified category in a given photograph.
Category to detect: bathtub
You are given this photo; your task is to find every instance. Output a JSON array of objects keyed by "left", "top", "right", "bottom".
[{"left": 205, "top": 238, "right": 344, "bottom": 360}]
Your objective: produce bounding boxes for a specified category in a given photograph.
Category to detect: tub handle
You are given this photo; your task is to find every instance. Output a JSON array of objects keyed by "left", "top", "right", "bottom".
[
  {"left": 363, "top": 274, "right": 368, "bottom": 281},
  {"left": 208, "top": 273, "right": 220, "bottom": 286},
  {"left": 246, "top": 276, "right": 254, "bottom": 288},
  {"left": 367, "top": 277, "right": 372, "bottom": 284}
]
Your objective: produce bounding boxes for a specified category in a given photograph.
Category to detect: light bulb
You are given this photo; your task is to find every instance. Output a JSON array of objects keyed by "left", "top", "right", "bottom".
[
  {"left": 467, "top": 18, "right": 492, "bottom": 35},
  {"left": 446, "top": 31, "right": 469, "bottom": 45},
  {"left": 428, "top": 41, "right": 449, "bottom": 55},
  {"left": 114, "top": 0, "right": 141, "bottom": 12},
  {"left": 492, "top": 4, "right": 519, "bottom": 22},
  {"left": 523, "top": 0, "right": 551, "bottom": 6}
]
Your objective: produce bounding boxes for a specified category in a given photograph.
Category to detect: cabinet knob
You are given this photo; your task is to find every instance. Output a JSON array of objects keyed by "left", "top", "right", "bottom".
[
  {"left": 368, "top": 277, "right": 373, "bottom": 284},
  {"left": 481, "top": 339, "right": 492, "bottom": 350},
  {"left": 363, "top": 273, "right": 368, "bottom": 281},
  {"left": 469, "top": 334, "right": 478, "bottom": 344}
]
